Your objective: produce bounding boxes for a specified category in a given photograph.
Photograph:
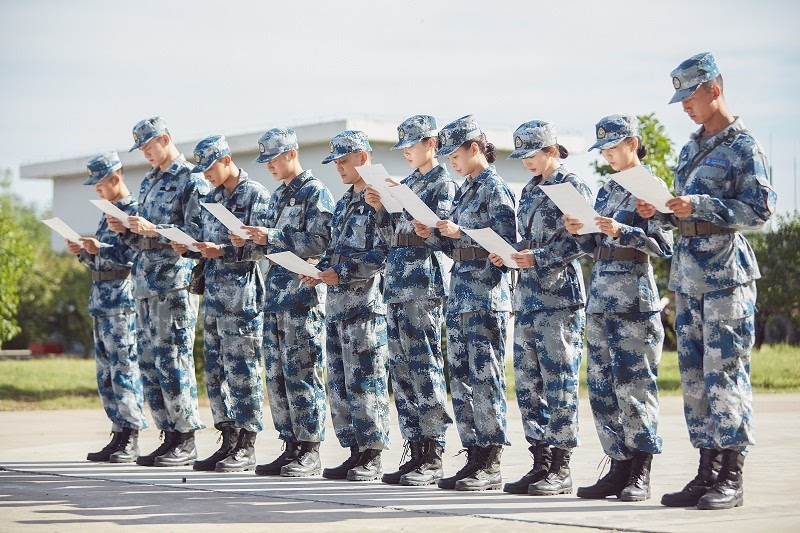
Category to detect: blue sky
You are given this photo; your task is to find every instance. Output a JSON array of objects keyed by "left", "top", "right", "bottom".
[{"left": 1, "top": 0, "right": 798, "bottom": 212}]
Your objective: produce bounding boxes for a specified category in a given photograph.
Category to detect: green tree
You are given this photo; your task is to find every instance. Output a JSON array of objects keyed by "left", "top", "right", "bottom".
[{"left": 589, "top": 113, "right": 679, "bottom": 348}]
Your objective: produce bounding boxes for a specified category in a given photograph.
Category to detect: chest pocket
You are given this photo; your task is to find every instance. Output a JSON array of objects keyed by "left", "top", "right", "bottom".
[
  {"left": 153, "top": 184, "right": 181, "bottom": 220},
  {"left": 341, "top": 214, "right": 369, "bottom": 250},
  {"left": 277, "top": 205, "right": 304, "bottom": 231},
  {"left": 688, "top": 165, "right": 733, "bottom": 197}
]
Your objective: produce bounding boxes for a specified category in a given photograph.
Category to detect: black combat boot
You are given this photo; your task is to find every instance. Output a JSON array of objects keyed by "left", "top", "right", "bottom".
[
  {"left": 529, "top": 447, "right": 573, "bottom": 495},
  {"left": 216, "top": 429, "right": 257, "bottom": 472},
  {"left": 87, "top": 431, "right": 122, "bottom": 462},
  {"left": 255, "top": 441, "right": 299, "bottom": 476},
  {"left": 347, "top": 449, "right": 383, "bottom": 481},
  {"left": 437, "top": 446, "right": 481, "bottom": 490},
  {"left": 281, "top": 441, "right": 322, "bottom": 477},
  {"left": 136, "top": 431, "right": 176, "bottom": 466},
  {"left": 401, "top": 440, "right": 444, "bottom": 486},
  {"left": 193, "top": 424, "right": 239, "bottom": 471},
  {"left": 322, "top": 445, "right": 360, "bottom": 480},
  {"left": 661, "top": 448, "right": 721, "bottom": 507},
  {"left": 620, "top": 452, "right": 653, "bottom": 501},
  {"left": 382, "top": 441, "right": 425, "bottom": 485},
  {"left": 577, "top": 456, "right": 632, "bottom": 499},
  {"left": 153, "top": 430, "right": 197, "bottom": 467},
  {"left": 504, "top": 440, "right": 552, "bottom": 494},
  {"left": 696, "top": 449, "right": 745, "bottom": 510},
  {"left": 456, "top": 446, "right": 503, "bottom": 491},
  {"left": 109, "top": 428, "right": 139, "bottom": 463}
]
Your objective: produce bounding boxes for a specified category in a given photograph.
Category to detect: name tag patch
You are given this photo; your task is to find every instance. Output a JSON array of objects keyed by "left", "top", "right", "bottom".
[{"left": 703, "top": 157, "right": 730, "bottom": 170}]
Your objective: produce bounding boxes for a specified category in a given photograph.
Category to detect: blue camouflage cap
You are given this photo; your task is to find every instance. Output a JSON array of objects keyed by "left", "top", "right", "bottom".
[
  {"left": 129, "top": 116, "right": 169, "bottom": 151},
  {"left": 669, "top": 52, "right": 720, "bottom": 105},
  {"left": 84, "top": 151, "right": 122, "bottom": 185},
  {"left": 191, "top": 135, "right": 231, "bottom": 173},
  {"left": 254, "top": 128, "right": 298, "bottom": 163},
  {"left": 435, "top": 115, "right": 482, "bottom": 157},
  {"left": 588, "top": 114, "right": 639, "bottom": 152},
  {"left": 508, "top": 120, "right": 557, "bottom": 159},
  {"left": 392, "top": 115, "right": 438, "bottom": 150},
  {"left": 322, "top": 130, "right": 372, "bottom": 164}
]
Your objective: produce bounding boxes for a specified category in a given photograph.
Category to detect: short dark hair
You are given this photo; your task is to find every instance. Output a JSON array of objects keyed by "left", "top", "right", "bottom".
[{"left": 701, "top": 75, "right": 724, "bottom": 95}]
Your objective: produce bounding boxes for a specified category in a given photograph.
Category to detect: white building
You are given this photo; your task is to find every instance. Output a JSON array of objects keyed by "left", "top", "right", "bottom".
[{"left": 21, "top": 118, "right": 585, "bottom": 251}]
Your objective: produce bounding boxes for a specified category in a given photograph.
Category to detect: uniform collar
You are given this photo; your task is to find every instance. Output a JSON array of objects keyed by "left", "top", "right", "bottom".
[
  {"left": 282, "top": 170, "right": 313, "bottom": 195},
  {"left": 212, "top": 169, "right": 250, "bottom": 202},
  {"left": 147, "top": 154, "right": 187, "bottom": 179},
  {"left": 467, "top": 164, "right": 496, "bottom": 185},
  {"left": 690, "top": 116, "right": 746, "bottom": 148},
  {"left": 115, "top": 194, "right": 135, "bottom": 208}
]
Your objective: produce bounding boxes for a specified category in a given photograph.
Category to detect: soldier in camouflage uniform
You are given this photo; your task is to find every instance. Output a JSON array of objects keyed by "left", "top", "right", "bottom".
[
  {"left": 414, "top": 115, "right": 516, "bottom": 492},
  {"left": 230, "top": 128, "right": 334, "bottom": 478},
  {"left": 564, "top": 115, "right": 673, "bottom": 502},
  {"left": 489, "top": 121, "right": 590, "bottom": 497},
  {"left": 169, "top": 135, "right": 270, "bottom": 473},
  {"left": 637, "top": 53, "right": 777, "bottom": 510},
  {"left": 69, "top": 151, "right": 146, "bottom": 464},
  {"left": 107, "top": 117, "right": 208, "bottom": 467},
  {"left": 299, "top": 130, "right": 389, "bottom": 482},
  {"left": 364, "top": 115, "right": 455, "bottom": 486}
]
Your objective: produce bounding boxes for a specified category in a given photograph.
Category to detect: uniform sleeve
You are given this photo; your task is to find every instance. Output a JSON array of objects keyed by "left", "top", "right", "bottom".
[
  {"left": 333, "top": 214, "right": 388, "bottom": 284},
  {"left": 689, "top": 140, "right": 776, "bottom": 230},
  {"left": 615, "top": 218, "right": 674, "bottom": 259},
  {"left": 264, "top": 186, "right": 334, "bottom": 259},
  {"left": 77, "top": 250, "right": 95, "bottom": 270},
  {"left": 374, "top": 208, "right": 397, "bottom": 246},
  {"left": 531, "top": 178, "right": 590, "bottom": 278},
  {"left": 155, "top": 173, "right": 210, "bottom": 243},
  {"left": 420, "top": 179, "right": 458, "bottom": 254}
]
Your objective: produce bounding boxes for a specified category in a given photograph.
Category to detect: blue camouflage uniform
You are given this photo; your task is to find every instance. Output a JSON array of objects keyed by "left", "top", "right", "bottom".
[
  {"left": 507, "top": 121, "right": 589, "bottom": 451},
  {"left": 318, "top": 130, "right": 390, "bottom": 451},
  {"left": 186, "top": 135, "right": 269, "bottom": 433},
  {"left": 426, "top": 115, "right": 517, "bottom": 448},
  {"left": 665, "top": 54, "right": 776, "bottom": 452},
  {"left": 578, "top": 115, "right": 674, "bottom": 461},
  {"left": 242, "top": 128, "right": 334, "bottom": 444},
  {"left": 81, "top": 152, "right": 146, "bottom": 432},
  {"left": 376, "top": 115, "right": 455, "bottom": 447},
  {"left": 124, "top": 117, "right": 208, "bottom": 433}
]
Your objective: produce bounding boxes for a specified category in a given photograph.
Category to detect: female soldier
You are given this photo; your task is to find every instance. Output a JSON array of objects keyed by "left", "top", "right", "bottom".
[
  {"left": 490, "top": 121, "right": 591, "bottom": 497},
  {"left": 565, "top": 114, "right": 673, "bottom": 501},
  {"left": 413, "top": 115, "right": 516, "bottom": 491},
  {"left": 365, "top": 115, "right": 456, "bottom": 486}
]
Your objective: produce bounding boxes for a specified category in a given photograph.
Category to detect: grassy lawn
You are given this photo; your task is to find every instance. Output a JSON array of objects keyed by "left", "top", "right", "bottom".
[{"left": 1, "top": 344, "right": 798, "bottom": 410}]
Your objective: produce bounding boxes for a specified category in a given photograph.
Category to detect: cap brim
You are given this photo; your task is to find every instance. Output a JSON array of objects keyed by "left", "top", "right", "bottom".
[
  {"left": 83, "top": 176, "right": 100, "bottom": 185},
  {"left": 507, "top": 148, "right": 542, "bottom": 160},
  {"left": 669, "top": 85, "right": 699, "bottom": 104},
  {"left": 587, "top": 138, "right": 625, "bottom": 152},
  {"left": 391, "top": 139, "right": 419, "bottom": 150},
  {"left": 435, "top": 145, "right": 458, "bottom": 157},
  {"left": 253, "top": 152, "right": 281, "bottom": 163}
]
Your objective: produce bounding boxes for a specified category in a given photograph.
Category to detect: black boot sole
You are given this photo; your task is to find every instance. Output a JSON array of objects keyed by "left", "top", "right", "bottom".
[
  {"left": 661, "top": 494, "right": 706, "bottom": 507},
  {"left": 281, "top": 467, "right": 322, "bottom": 477},
  {"left": 322, "top": 471, "right": 349, "bottom": 480},
  {"left": 109, "top": 455, "right": 138, "bottom": 464},
  {"left": 347, "top": 470, "right": 382, "bottom": 481},
  {"left": 216, "top": 463, "right": 255, "bottom": 473},
  {"left": 456, "top": 482, "right": 502, "bottom": 491},
  {"left": 620, "top": 489, "right": 651, "bottom": 502},
  {"left": 401, "top": 474, "right": 442, "bottom": 487},
  {"left": 503, "top": 485, "right": 531, "bottom": 494},
  {"left": 696, "top": 495, "right": 744, "bottom": 510},
  {"left": 193, "top": 462, "right": 220, "bottom": 471},
  {"left": 529, "top": 487, "right": 573, "bottom": 496},
  {"left": 136, "top": 458, "right": 157, "bottom": 467}
]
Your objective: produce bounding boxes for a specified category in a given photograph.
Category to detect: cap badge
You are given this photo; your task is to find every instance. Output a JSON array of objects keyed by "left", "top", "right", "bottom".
[
  {"left": 673, "top": 76, "right": 681, "bottom": 89},
  {"left": 132, "top": 132, "right": 138, "bottom": 142},
  {"left": 398, "top": 128, "right": 405, "bottom": 140},
  {"left": 330, "top": 142, "right": 335, "bottom": 153},
  {"left": 515, "top": 136, "right": 522, "bottom": 148},
  {"left": 597, "top": 127, "right": 606, "bottom": 139},
  {"left": 439, "top": 133, "right": 446, "bottom": 145},
  {"left": 259, "top": 143, "right": 265, "bottom": 153},
  {"left": 194, "top": 153, "right": 201, "bottom": 163}
]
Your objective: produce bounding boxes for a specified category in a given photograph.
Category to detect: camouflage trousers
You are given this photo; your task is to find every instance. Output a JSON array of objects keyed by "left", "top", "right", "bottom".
[
  {"left": 136, "top": 289, "right": 205, "bottom": 433},
  {"left": 586, "top": 312, "right": 663, "bottom": 460},
  {"left": 446, "top": 310, "right": 509, "bottom": 448},
  {"left": 92, "top": 312, "right": 146, "bottom": 431},
  {"left": 387, "top": 300, "right": 453, "bottom": 447},
  {"left": 326, "top": 312, "right": 390, "bottom": 451},
  {"left": 513, "top": 308, "right": 584, "bottom": 449},
  {"left": 264, "top": 306, "right": 327, "bottom": 443},
  {"left": 676, "top": 282, "right": 756, "bottom": 452},
  {"left": 204, "top": 312, "right": 264, "bottom": 433}
]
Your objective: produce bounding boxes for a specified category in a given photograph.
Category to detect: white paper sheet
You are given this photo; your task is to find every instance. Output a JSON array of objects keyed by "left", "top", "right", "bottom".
[
  {"left": 89, "top": 199, "right": 132, "bottom": 228},
  {"left": 201, "top": 202, "right": 249, "bottom": 239},
  {"left": 539, "top": 182, "right": 601, "bottom": 234},
  {"left": 461, "top": 227, "right": 519, "bottom": 269},
  {"left": 356, "top": 164, "right": 404, "bottom": 213},
  {"left": 389, "top": 184, "right": 441, "bottom": 227},
  {"left": 610, "top": 166, "right": 675, "bottom": 213},
  {"left": 266, "top": 251, "right": 321, "bottom": 279},
  {"left": 155, "top": 227, "right": 201, "bottom": 252},
  {"left": 41, "top": 217, "right": 84, "bottom": 246}
]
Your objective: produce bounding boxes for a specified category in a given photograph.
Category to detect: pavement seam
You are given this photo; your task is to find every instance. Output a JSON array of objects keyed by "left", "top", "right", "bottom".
[{"left": 1, "top": 466, "right": 664, "bottom": 532}]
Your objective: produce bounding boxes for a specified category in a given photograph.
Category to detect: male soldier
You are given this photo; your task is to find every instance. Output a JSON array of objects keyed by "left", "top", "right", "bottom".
[
  {"left": 107, "top": 117, "right": 208, "bottom": 467},
  {"left": 170, "top": 135, "right": 270, "bottom": 472},
  {"left": 229, "top": 128, "right": 334, "bottom": 477},
  {"left": 69, "top": 151, "right": 146, "bottom": 463},
  {"left": 299, "top": 131, "right": 389, "bottom": 481},
  {"left": 637, "top": 52, "right": 776, "bottom": 510}
]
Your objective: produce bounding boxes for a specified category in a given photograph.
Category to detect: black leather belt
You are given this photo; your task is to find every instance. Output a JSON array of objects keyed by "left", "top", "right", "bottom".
[
  {"left": 593, "top": 247, "right": 649, "bottom": 263},
  {"left": 452, "top": 247, "right": 490, "bottom": 262},
  {"left": 678, "top": 221, "right": 736, "bottom": 237},
  {"left": 138, "top": 237, "right": 173, "bottom": 250},
  {"left": 392, "top": 234, "right": 427, "bottom": 247},
  {"left": 518, "top": 240, "right": 544, "bottom": 249},
  {"left": 92, "top": 270, "right": 131, "bottom": 282}
]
